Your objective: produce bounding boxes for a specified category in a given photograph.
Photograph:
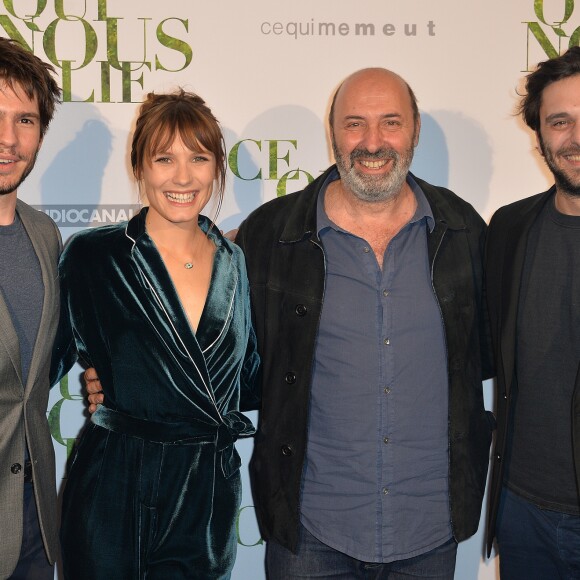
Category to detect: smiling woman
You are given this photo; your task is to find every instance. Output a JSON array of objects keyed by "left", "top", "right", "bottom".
[{"left": 51, "top": 89, "right": 261, "bottom": 580}]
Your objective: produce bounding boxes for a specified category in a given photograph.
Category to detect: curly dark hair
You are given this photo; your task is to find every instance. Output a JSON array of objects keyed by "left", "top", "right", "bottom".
[{"left": 520, "top": 46, "right": 580, "bottom": 131}]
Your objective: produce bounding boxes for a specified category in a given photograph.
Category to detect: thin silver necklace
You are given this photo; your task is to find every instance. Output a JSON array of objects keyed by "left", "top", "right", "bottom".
[
  {"left": 155, "top": 240, "right": 198, "bottom": 270},
  {"left": 147, "top": 216, "right": 201, "bottom": 270}
]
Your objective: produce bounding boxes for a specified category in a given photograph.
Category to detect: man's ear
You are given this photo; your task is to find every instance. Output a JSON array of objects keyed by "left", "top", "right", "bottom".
[{"left": 414, "top": 117, "right": 421, "bottom": 148}]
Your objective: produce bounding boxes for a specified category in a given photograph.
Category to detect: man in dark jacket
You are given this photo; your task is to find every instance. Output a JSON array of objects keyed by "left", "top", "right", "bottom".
[
  {"left": 485, "top": 47, "right": 580, "bottom": 579},
  {"left": 236, "top": 68, "right": 495, "bottom": 579}
]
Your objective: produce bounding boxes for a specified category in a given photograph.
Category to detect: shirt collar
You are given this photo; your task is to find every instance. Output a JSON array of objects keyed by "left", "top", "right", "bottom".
[{"left": 317, "top": 169, "right": 435, "bottom": 234}]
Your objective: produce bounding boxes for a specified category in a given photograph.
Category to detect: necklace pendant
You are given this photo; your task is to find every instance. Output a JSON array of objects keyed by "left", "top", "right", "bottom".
[{"left": 184, "top": 262, "right": 193, "bottom": 269}]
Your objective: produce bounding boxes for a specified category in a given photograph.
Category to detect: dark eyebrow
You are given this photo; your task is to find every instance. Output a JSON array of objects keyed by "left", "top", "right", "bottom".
[
  {"left": 17, "top": 111, "right": 40, "bottom": 121},
  {"left": 545, "top": 112, "right": 571, "bottom": 123},
  {"left": 0, "top": 110, "right": 40, "bottom": 119}
]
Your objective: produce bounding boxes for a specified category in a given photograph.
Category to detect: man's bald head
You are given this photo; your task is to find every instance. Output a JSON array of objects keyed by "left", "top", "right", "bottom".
[{"left": 328, "top": 68, "right": 419, "bottom": 133}]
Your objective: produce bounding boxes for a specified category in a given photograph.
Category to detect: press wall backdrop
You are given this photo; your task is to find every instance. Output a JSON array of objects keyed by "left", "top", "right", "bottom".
[{"left": 2, "top": 0, "right": 574, "bottom": 577}]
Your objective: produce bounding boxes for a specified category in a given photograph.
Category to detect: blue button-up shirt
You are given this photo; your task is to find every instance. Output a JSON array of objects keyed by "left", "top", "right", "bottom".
[{"left": 300, "top": 170, "right": 451, "bottom": 562}]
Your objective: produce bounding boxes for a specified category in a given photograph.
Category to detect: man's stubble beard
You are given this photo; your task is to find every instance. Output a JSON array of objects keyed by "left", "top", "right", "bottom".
[
  {"left": 0, "top": 147, "right": 40, "bottom": 197},
  {"left": 539, "top": 133, "right": 580, "bottom": 198}
]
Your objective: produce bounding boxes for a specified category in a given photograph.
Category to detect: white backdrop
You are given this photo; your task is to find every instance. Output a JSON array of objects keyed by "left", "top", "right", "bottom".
[{"left": 2, "top": 0, "right": 575, "bottom": 577}]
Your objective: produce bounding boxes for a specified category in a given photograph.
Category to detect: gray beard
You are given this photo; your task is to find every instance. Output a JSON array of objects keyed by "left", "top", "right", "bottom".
[{"left": 333, "top": 142, "right": 414, "bottom": 203}]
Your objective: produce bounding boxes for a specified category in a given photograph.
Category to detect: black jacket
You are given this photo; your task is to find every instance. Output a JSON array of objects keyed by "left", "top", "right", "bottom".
[
  {"left": 484, "top": 187, "right": 580, "bottom": 555},
  {"left": 237, "top": 166, "right": 495, "bottom": 553}
]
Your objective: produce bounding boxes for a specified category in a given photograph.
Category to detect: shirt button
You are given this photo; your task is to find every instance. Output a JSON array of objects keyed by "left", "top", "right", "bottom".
[
  {"left": 363, "top": 247, "right": 370, "bottom": 253},
  {"left": 382, "top": 487, "right": 389, "bottom": 495},
  {"left": 281, "top": 445, "right": 293, "bottom": 456},
  {"left": 383, "top": 290, "right": 389, "bottom": 297},
  {"left": 383, "top": 437, "right": 389, "bottom": 444},
  {"left": 295, "top": 304, "right": 307, "bottom": 317},
  {"left": 383, "top": 338, "right": 390, "bottom": 345},
  {"left": 11, "top": 463, "right": 22, "bottom": 474},
  {"left": 384, "top": 387, "right": 391, "bottom": 394}
]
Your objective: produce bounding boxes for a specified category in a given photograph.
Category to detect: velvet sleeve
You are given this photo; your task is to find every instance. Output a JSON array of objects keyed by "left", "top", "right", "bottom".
[{"left": 49, "top": 234, "right": 90, "bottom": 386}]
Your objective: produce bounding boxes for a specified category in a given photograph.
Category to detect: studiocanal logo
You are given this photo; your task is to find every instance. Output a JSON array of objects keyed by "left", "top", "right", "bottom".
[
  {"left": 524, "top": 0, "right": 580, "bottom": 69},
  {"left": 0, "top": 0, "right": 192, "bottom": 102},
  {"left": 32, "top": 204, "right": 141, "bottom": 226}
]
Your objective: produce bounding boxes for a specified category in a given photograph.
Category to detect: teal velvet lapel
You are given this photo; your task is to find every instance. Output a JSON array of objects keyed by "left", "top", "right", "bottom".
[
  {"left": 198, "top": 235, "right": 239, "bottom": 355},
  {"left": 125, "top": 208, "right": 237, "bottom": 423}
]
